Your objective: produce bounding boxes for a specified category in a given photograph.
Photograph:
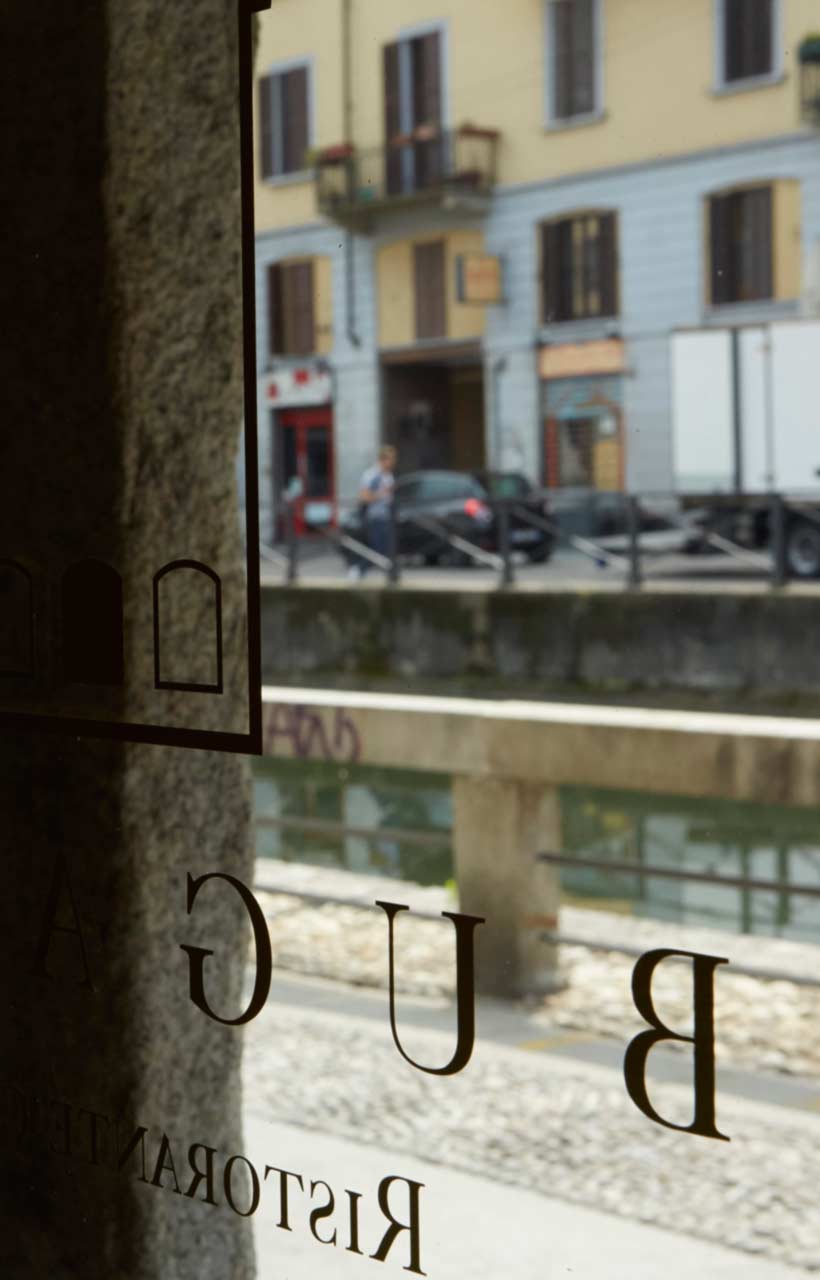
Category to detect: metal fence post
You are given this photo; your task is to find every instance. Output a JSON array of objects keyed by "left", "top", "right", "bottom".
[
  {"left": 387, "top": 494, "right": 400, "bottom": 585},
  {"left": 626, "top": 495, "right": 642, "bottom": 589},
  {"left": 770, "top": 491, "right": 787, "bottom": 588},
  {"left": 498, "top": 499, "right": 514, "bottom": 589},
  {"left": 286, "top": 499, "right": 298, "bottom": 584}
]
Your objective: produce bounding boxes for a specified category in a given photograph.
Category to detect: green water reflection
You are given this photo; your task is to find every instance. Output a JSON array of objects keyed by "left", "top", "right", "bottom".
[{"left": 253, "top": 759, "right": 820, "bottom": 941}]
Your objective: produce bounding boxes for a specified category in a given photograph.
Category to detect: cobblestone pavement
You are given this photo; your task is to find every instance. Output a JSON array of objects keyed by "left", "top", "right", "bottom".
[
  {"left": 257, "top": 872, "right": 820, "bottom": 1079},
  {"left": 247, "top": 868, "right": 820, "bottom": 1271},
  {"left": 244, "top": 994, "right": 820, "bottom": 1273}
]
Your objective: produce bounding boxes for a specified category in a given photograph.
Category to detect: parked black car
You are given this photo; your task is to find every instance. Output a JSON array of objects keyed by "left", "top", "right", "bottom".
[{"left": 338, "top": 469, "right": 554, "bottom": 567}]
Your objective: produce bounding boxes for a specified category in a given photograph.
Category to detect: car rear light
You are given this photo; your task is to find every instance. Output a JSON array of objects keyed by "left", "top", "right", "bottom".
[{"left": 464, "top": 497, "right": 492, "bottom": 522}]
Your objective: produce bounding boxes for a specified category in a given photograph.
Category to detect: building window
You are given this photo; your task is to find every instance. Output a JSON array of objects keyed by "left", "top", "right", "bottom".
[
  {"left": 413, "top": 240, "right": 446, "bottom": 340},
  {"left": 709, "top": 186, "right": 773, "bottom": 305},
  {"left": 259, "top": 63, "right": 310, "bottom": 179},
  {"left": 384, "top": 29, "right": 444, "bottom": 195},
  {"left": 541, "top": 212, "right": 617, "bottom": 323},
  {"left": 721, "top": 0, "right": 775, "bottom": 84},
  {"left": 547, "top": 0, "right": 600, "bottom": 122},
  {"left": 268, "top": 260, "right": 316, "bottom": 356}
]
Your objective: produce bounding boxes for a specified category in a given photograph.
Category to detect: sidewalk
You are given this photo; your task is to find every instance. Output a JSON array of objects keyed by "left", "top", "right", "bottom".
[{"left": 247, "top": 1115, "right": 808, "bottom": 1280}]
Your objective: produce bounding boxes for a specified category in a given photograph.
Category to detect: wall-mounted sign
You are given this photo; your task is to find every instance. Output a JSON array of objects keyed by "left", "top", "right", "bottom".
[
  {"left": 539, "top": 338, "right": 626, "bottom": 380},
  {"left": 455, "top": 253, "right": 504, "bottom": 305},
  {"left": 266, "top": 365, "right": 332, "bottom": 408}
]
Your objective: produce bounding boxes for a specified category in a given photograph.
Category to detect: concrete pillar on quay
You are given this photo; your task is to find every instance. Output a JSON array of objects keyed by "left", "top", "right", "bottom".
[{"left": 452, "top": 776, "right": 562, "bottom": 998}]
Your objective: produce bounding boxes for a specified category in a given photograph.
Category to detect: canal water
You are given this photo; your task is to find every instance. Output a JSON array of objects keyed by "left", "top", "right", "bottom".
[{"left": 253, "top": 757, "right": 820, "bottom": 943}]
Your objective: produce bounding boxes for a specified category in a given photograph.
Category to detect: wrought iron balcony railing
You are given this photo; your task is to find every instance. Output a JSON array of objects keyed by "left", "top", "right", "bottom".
[
  {"left": 800, "top": 36, "right": 820, "bottom": 126},
  {"left": 314, "top": 125, "right": 499, "bottom": 224}
]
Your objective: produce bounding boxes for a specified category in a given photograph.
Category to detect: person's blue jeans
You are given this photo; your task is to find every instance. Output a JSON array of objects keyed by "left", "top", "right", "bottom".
[{"left": 363, "top": 514, "right": 389, "bottom": 575}]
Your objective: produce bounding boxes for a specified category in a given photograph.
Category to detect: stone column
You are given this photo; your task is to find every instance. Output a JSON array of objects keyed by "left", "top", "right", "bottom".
[
  {"left": 0, "top": 3, "right": 257, "bottom": 1278},
  {"left": 452, "top": 777, "right": 563, "bottom": 998}
]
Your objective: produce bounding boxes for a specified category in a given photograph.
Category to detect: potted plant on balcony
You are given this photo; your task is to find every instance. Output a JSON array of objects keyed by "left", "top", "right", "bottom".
[
  {"left": 799, "top": 34, "right": 820, "bottom": 63},
  {"left": 315, "top": 142, "right": 355, "bottom": 166},
  {"left": 800, "top": 34, "right": 820, "bottom": 126}
]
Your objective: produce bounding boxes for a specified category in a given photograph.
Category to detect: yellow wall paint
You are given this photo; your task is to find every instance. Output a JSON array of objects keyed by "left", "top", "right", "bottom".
[
  {"left": 377, "top": 230, "right": 487, "bottom": 347},
  {"left": 774, "top": 179, "right": 803, "bottom": 301},
  {"left": 378, "top": 241, "right": 415, "bottom": 347},
  {"left": 255, "top": 0, "right": 815, "bottom": 233},
  {"left": 314, "top": 255, "right": 334, "bottom": 353},
  {"left": 447, "top": 229, "right": 488, "bottom": 342}
]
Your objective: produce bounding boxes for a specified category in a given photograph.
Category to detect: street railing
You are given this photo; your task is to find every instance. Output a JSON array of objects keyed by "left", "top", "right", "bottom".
[{"left": 261, "top": 488, "right": 820, "bottom": 591}]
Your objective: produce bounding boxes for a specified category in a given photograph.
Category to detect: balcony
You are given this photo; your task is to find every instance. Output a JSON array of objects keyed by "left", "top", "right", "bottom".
[
  {"left": 800, "top": 36, "right": 820, "bottom": 127},
  {"left": 314, "top": 125, "right": 500, "bottom": 229}
]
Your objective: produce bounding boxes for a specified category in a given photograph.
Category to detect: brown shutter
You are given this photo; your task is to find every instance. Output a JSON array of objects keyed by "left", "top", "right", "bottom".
[
  {"left": 414, "top": 241, "right": 446, "bottom": 340},
  {"left": 415, "top": 32, "right": 441, "bottom": 126},
  {"left": 541, "top": 222, "right": 559, "bottom": 322},
  {"left": 383, "top": 41, "right": 402, "bottom": 194},
  {"left": 598, "top": 212, "right": 617, "bottom": 317},
  {"left": 268, "top": 263, "right": 283, "bottom": 355},
  {"left": 572, "top": 0, "right": 596, "bottom": 116},
  {"left": 283, "top": 66, "right": 309, "bottom": 173},
  {"left": 553, "top": 1, "right": 573, "bottom": 118},
  {"left": 725, "top": 0, "right": 772, "bottom": 81},
  {"left": 259, "top": 75, "right": 274, "bottom": 179},
  {"left": 745, "top": 186, "right": 773, "bottom": 301},
  {"left": 710, "top": 194, "right": 732, "bottom": 304}
]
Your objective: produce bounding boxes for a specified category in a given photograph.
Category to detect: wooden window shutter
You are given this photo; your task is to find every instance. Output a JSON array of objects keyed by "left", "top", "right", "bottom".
[
  {"left": 572, "top": 0, "right": 596, "bottom": 116},
  {"left": 541, "top": 222, "right": 559, "bottom": 322},
  {"left": 710, "top": 194, "right": 732, "bottom": 304},
  {"left": 553, "top": 1, "right": 573, "bottom": 119},
  {"left": 725, "top": 0, "right": 772, "bottom": 81},
  {"left": 259, "top": 75, "right": 274, "bottom": 179},
  {"left": 383, "top": 41, "right": 402, "bottom": 195},
  {"left": 415, "top": 32, "right": 442, "bottom": 127},
  {"left": 282, "top": 66, "right": 309, "bottom": 173},
  {"left": 383, "top": 42, "right": 401, "bottom": 141},
  {"left": 267, "top": 263, "right": 283, "bottom": 355},
  {"left": 744, "top": 186, "right": 773, "bottom": 300},
  {"left": 414, "top": 241, "right": 446, "bottom": 340},
  {"left": 598, "top": 213, "right": 617, "bottom": 317}
]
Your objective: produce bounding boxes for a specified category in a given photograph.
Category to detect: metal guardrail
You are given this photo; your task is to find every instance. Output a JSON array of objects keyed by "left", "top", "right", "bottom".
[
  {"left": 537, "top": 850, "right": 820, "bottom": 899},
  {"left": 263, "top": 488, "right": 820, "bottom": 591}
]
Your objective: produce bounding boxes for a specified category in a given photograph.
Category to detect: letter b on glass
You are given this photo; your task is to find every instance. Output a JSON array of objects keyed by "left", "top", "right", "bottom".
[{"left": 624, "top": 948, "right": 729, "bottom": 1142}]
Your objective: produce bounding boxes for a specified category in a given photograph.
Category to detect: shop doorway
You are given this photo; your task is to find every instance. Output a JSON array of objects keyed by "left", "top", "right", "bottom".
[
  {"left": 382, "top": 357, "right": 486, "bottom": 474},
  {"left": 277, "top": 407, "right": 335, "bottom": 536}
]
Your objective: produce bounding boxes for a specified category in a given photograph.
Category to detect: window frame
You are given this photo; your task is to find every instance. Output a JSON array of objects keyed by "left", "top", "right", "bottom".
[
  {"left": 543, "top": 0, "right": 605, "bottom": 130},
  {"left": 540, "top": 210, "right": 619, "bottom": 325},
  {"left": 258, "top": 55, "right": 315, "bottom": 185},
  {"left": 713, "top": 0, "right": 784, "bottom": 95}
]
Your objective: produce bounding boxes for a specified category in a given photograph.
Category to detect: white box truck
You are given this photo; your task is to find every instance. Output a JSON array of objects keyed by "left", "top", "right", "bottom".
[{"left": 671, "top": 319, "right": 820, "bottom": 577}]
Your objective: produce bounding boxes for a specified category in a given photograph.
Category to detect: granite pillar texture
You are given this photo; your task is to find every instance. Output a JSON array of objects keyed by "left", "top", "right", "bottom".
[{"left": 0, "top": 4, "right": 256, "bottom": 1277}]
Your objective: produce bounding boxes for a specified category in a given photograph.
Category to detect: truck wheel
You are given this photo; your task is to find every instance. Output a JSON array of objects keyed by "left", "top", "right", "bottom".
[{"left": 786, "top": 520, "right": 820, "bottom": 579}]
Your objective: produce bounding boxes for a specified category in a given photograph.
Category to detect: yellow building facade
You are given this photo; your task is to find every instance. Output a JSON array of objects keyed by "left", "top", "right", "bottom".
[{"left": 253, "top": 0, "right": 820, "bottom": 539}]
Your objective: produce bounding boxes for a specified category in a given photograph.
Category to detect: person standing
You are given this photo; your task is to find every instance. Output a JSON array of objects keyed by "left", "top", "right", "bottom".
[{"left": 350, "top": 445, "right": 397, "bottom": 579}]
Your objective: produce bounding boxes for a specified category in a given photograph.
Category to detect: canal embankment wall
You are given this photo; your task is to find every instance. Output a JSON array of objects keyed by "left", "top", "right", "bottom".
[{"left": 261, "top": 583, "right": 820, "bottom": 708}]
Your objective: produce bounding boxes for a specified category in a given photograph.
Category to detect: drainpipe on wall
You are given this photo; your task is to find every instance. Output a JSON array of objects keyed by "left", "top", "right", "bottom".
[
  {"left": 491, "top": 355, "right": 507, "bottom": 468},
  {"left": 342, "top": 0, "right": 361, "bottom": 349}
]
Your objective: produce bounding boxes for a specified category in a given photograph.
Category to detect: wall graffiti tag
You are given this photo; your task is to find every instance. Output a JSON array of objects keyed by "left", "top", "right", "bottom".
[{"left": 263, "top": 703, "right": 362, "bottom": 764}]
